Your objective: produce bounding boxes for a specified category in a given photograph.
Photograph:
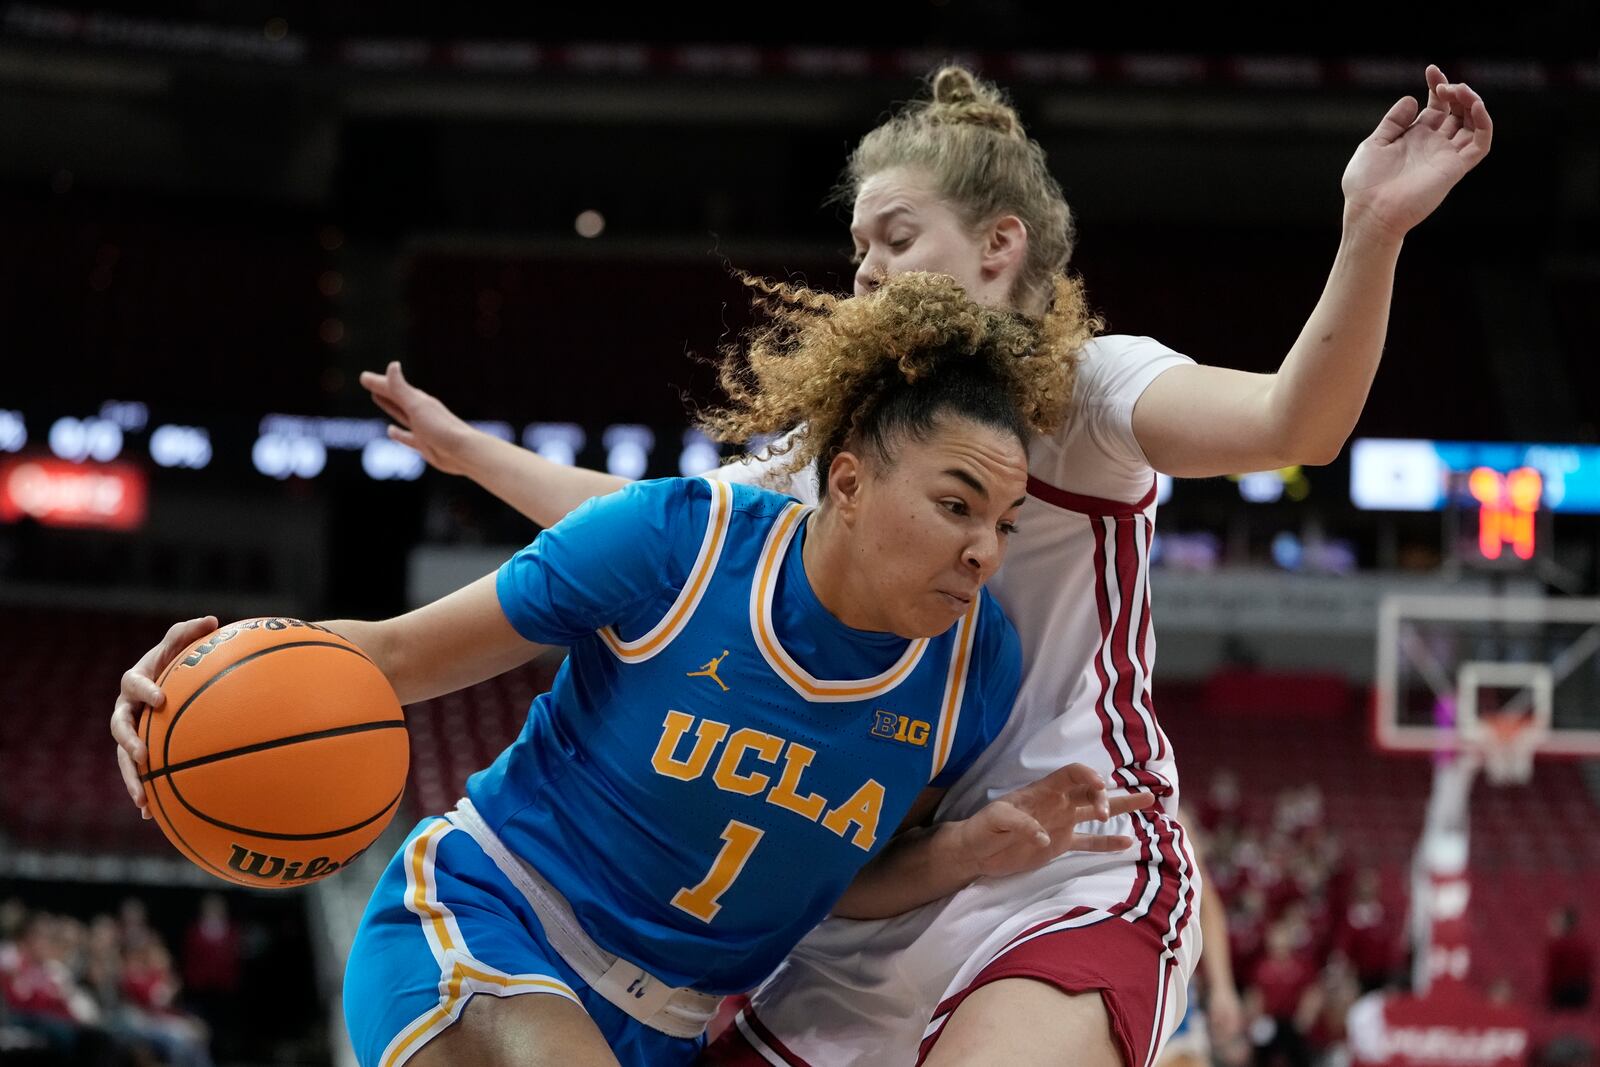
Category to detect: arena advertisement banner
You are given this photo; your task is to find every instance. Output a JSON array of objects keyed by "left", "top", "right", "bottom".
[
  {"left": 0, "top": 457, "right": 148, "bottom": 530},
  {"left": 1348, "top": 985, "right": 1529, "bottom": 1067}
]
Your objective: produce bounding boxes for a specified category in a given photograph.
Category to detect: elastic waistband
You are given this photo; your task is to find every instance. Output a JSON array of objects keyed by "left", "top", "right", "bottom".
[{"left": 445, "top": 798, "right": 722, "bottom": 1040}]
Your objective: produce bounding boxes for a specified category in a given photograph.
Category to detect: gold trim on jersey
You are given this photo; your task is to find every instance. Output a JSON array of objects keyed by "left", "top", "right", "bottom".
[
  {"left": 748, "top": 502, "right": 929, "bottom": 703},
  {"left": 930, "top": 600, "right": 980, "bottom": 781},
  {"left": 598, "top": 478, "right": 734, "bottom": 663},
  {"left": 379, "top": 820, "right": 581, "bottom": 1067}
]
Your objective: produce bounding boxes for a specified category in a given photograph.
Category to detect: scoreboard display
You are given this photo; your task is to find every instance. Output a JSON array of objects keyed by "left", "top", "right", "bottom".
[{"left": 1350, "top": 439, "right": 1600, "bottom": 566}]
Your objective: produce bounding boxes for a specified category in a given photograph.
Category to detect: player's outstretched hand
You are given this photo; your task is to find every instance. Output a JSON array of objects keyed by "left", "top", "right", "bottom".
[
  {"left": 1341, "top": 64, "right": 1493, "bottom": 242},
  {"left": 951, "top": 763, "right": 1155, "bottom": 880},
  {"left": 110, "top": 616, "right": 218, "bottom": 820},
  {"left": 360, "top": 361, "right": 475, "bottom": 476}
]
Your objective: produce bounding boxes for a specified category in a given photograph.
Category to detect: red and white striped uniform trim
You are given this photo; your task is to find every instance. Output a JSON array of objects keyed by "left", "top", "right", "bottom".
[
  {"left": 1029, "top": 475, "right": 1174, "bottom": 798},
  {"left": 918, "top": 809, "right": 1197, "bottom": 1067},
  {"left": 733, "top": 1004, "right": 814, "bottom": 1066}
]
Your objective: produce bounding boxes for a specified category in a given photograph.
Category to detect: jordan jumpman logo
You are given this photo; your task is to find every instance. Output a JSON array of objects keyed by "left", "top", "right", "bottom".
[{"left": 686, "top": 650, "right": 731, "bottom": 692}]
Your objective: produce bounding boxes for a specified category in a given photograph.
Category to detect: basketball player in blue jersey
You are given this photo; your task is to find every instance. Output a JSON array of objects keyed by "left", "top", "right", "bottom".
[{"left": 109, "top": 272, "right": 1152, "bottom": 1067}]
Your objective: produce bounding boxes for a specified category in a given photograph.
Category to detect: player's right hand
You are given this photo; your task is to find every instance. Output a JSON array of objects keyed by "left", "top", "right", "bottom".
[
  {"left": 111, "top": 616, "right": 218, "bottom": 819},
  {"left": 360, "top": 361, "right": 476, "bottom": 476},
  {"left": 952, "top": 763, "right": 1154, "bottom": 879},
  {"left": 1340, "top": 65, "right": 1492, "bottom": 243}
]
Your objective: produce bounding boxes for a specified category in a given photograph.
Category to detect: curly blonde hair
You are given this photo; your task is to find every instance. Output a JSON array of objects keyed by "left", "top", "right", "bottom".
[
  {"left": 699, "top": 271, "right": 1100, "bottom": 484},
  {"left": 835, "top": 65, "right": 1075, "bottom": 316}
]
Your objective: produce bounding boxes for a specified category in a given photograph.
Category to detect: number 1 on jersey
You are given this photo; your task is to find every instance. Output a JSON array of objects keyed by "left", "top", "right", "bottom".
[{"left": 672, "top": 819, "right": 764, "bottom": 923}]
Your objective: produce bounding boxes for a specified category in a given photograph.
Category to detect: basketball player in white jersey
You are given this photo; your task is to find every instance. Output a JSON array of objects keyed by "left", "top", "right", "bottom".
[{"left": 360, "top": 65, "right": 1492, "bottom": 1066}]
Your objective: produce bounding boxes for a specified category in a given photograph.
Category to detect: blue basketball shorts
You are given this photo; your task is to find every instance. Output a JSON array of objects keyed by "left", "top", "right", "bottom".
[{"left": 342, "top": 816, "right": 705, "bottom": 1067}]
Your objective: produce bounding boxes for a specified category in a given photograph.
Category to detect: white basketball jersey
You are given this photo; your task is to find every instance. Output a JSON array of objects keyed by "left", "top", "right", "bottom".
[
  {"left": 708, "top": 334, "right": 1198, "bottom": 1065},
  {"left": 712, "top": 333, "right": 1193, "bottom": 820}
]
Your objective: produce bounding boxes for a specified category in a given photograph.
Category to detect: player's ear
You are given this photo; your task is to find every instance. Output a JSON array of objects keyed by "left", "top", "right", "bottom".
[
  {"left": 981, "top": 214, "right": 1028, "bottom": 283},
  {"left": 826, "top": 449, "right": 865, "bottom": 523}
]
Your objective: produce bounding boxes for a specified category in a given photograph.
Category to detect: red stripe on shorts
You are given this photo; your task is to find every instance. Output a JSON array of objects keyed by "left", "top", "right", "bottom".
[
  {"left": 919, "top": 812, "right": 1198, "bottom": 1067},
  {"left": 738, "top": 1005, "right": 812, "bottom": 1067}
]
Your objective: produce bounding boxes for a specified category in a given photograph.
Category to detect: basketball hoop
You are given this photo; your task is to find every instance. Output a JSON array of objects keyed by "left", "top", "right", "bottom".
[
  {"left": 1453, "top": 660, "right": 1552, "bottom": 787},
  {"left": 1477, "top": 711, "right": 1539, "bottom": 786},
  {"left": 1374, "top": 594, "right": 1600, "bottom": 765}
]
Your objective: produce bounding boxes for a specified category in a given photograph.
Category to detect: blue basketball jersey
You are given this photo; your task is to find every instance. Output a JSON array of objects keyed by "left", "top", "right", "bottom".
[{"left": 471, "top": 477, "right": 1021, "bottom": 994}]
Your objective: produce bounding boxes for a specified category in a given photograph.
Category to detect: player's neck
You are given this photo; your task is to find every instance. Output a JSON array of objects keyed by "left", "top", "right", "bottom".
[{"left": 801, "top": 507, "right": 890, "bottom": 634}]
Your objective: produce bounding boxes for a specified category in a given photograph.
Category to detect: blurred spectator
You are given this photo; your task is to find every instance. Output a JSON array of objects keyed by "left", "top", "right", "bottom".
[
  {"left": 1545, "top": 906, "right": 1594, "bottom": 1011},
  {"left": 81, "top": 914, "right": 124, "bottom": 1013},
  {"left": 183, "top": 894, "right": 241, "bottom": 1057},
  {"left": 0, "top": 896, "right": 25, "bottom": 968},
  {"left": 1257, "top": 836, "right": 1297, "bottom": 916},
  {"left": 1201, "top": 769, "right": 1243, "bottom": 832},
  {"left": 1230, "top": 885, "right": 1270, "bottom": 986},
  {"left": 1336, "top": 868, "right": 1399, "bottom": 993},
  {"left": 1296, "top": 954, "right": 1361, "bottom": 1056},
  {"left": 1206, "top": 825, "right": 1246, "bottom": 893},
  {"left": 1250, "top": 921, "right": 1316, "bottom": 1067},
  {"left": 1279, "top": 898, "right": 1332, "bottom": 963},
  {"left": 122, "top": 940, "right": 214, "bottom": 1067},
  {"left": 119, "top": 898, "right": 155, "bottom": 955},
  {"left": 1275, "top": 784, "right": 1324, "bottom": 838}
]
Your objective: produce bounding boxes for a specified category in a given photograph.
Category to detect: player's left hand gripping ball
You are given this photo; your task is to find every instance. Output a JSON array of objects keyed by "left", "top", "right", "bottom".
[{"left": 137, "top": 618, "right": 409, "bottom": 888}]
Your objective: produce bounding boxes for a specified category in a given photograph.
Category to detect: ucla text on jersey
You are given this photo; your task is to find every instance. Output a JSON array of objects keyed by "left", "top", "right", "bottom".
[{"left": 478, "top": 477, "right": 1021, "bottom": 994}]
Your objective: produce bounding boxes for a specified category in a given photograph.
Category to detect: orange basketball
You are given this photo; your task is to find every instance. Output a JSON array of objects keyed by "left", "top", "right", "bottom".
[{"left": 138, "top": 617, "right": 409, "bottom": 888}]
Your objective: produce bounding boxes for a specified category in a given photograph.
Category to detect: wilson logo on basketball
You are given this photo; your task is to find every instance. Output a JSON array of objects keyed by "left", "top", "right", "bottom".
[
  {"left": 226, "top": 843, "right": 371, "bottom": 884},
  {"left": 180, "top": 617, "right": 335, "bottom": 668},
  {"left": 142, "top": 618, "right": 408, "bottom": 889}
]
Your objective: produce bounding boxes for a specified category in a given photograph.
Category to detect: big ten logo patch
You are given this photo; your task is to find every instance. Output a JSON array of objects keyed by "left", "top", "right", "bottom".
[{"left": 870, "top": 710, "right": 930, "bottom": 747}]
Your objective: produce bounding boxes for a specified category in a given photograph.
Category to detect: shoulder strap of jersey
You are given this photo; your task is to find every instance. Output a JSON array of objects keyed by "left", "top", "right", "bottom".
[
  {"left": 928, "top": 600, "right": 981, "bottom": 782},
  {"left": 597, "top": 477, "right": 734, "bottom": 663}
]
